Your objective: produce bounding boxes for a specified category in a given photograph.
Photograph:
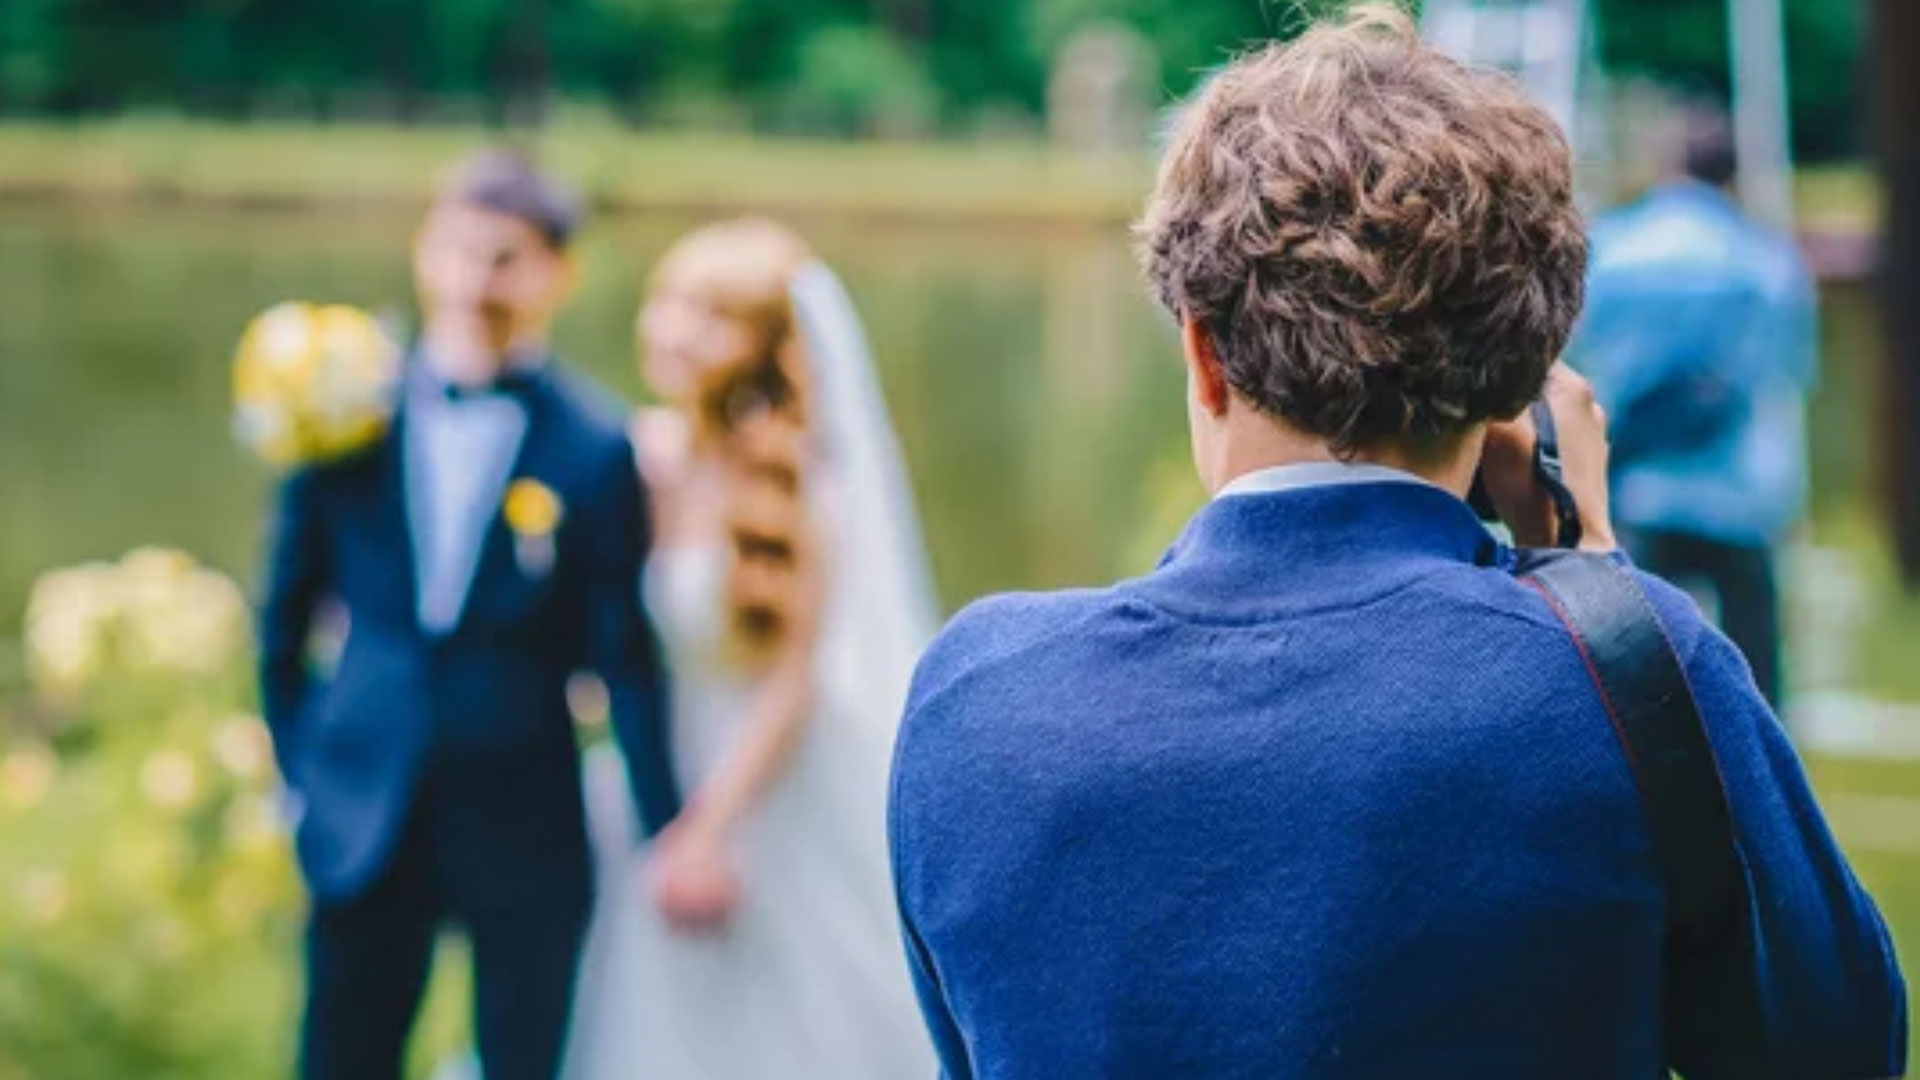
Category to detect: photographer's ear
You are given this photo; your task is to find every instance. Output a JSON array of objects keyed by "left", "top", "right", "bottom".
[{"left": 1181, "top": 314, "right": 1232, "bottom": 418}]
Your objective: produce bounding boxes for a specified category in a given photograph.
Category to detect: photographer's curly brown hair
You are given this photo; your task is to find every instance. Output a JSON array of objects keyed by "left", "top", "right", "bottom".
[{"left": 1136, "top": 2, "right": 1588, "bottom": 454}]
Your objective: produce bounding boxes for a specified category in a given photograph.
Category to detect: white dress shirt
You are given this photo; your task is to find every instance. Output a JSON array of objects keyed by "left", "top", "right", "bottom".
[
  {"left": 1214, "top": 461, "right": 1443, "bottom": 501},
  {"left": 405, "top": 366, "right": 532, "bottom": 633}
]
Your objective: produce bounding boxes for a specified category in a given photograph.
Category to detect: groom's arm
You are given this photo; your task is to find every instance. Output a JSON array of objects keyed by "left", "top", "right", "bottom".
[
  {"left": 582, "top": 437, "right": 683, "bottom": 837},
  {"left": 257, "top": 468, "right": 327, "bottom": 785}
]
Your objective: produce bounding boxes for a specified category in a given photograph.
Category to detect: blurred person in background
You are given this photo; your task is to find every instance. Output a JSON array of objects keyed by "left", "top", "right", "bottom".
[
  {"left": 561, "top": 219, "right": 936, "bottom": 1077},
  {"left": 1573, "top": 104, "right": 1819, "bottom": 707},
  {"left": 257, "top": 150, "right": 681, "bottom": 1080},
  {"left": 889, "top": 8, "right": 1904, "bottom": 1078}
]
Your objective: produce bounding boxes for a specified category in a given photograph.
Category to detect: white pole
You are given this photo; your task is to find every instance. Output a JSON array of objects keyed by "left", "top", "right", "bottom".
[{"left": 1728, "top": 0, "right": 1795, "bottom": 231}]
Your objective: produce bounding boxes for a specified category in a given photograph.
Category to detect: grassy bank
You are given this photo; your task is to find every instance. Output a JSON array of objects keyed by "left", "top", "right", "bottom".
[
  {"left": 0, "top": 117, "right": 1152, "bottom": 224},
  {"left": 0, "top": 117, "right": 1881, "bottom": 230}
]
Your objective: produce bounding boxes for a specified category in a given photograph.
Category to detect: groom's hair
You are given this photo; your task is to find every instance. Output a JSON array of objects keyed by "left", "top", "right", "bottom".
[
  {"left": 441, "top": 148, "right": 583, "bottom": 252},
  {"left": 1136, "top": 3, "right": 1587, "bottom": 455}
]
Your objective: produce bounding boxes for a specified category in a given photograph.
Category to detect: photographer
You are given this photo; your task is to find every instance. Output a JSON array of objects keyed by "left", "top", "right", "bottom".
[{"left": 887, "top": 6, "right": 1905, "bottom": 1078}]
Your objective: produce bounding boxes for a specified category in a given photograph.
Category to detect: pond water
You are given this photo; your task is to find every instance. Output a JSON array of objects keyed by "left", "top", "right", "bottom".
[{"left": 1, "top": 202, "right": 1913, "bottom": 692}]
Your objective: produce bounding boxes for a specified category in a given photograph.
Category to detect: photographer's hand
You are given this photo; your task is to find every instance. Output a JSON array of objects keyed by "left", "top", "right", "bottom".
[{"left": 1481, "top": 364, "right": 1619, "bottom": 552}]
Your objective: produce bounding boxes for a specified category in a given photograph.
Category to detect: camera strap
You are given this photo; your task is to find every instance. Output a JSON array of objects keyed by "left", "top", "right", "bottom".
[
  {"left": 1516, "top": 550, "right": 1769, "bottom": 1069},
  {"left": 1464, "top": 400, "right": 1582, "bottom": 549},
  {"left": 1527, "top": 399, "right": 1583, "bottom": 550}
]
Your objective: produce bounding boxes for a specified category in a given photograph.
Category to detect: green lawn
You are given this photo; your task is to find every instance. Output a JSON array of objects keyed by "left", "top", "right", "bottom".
[
  {"left": 0, "top": 117, "right": 1880, "bottom": 231},
  {"left": 0, "top": 117, "right": 1150, "bottom": 223},
  {"left": 1808, "top": 751, "right": 1920, "bottom": 1059}
]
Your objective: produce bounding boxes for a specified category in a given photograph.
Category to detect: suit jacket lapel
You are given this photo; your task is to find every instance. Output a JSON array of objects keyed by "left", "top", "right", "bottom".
[
  {"left": 454, "top": 372, "right": 559, "bottom": 632},
  {"left": 360, "top": 408, "right": 422, "bottom": 627}
]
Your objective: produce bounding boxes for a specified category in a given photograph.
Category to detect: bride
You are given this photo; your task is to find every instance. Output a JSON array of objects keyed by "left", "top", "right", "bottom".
[{"left": 563, "top": 218, "right": 938, "bottom": 1077}]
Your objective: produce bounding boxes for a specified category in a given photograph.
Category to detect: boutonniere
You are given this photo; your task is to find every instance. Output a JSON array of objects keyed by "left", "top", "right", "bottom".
[{"left": 504, "top": 478, "right": 563, "bottom": 578}]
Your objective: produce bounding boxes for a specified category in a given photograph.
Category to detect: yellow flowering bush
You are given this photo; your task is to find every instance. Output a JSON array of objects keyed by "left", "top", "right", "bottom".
[
  {"left": 1, "top": 552, "right": 299, "bottom": 1078},
  {"left": 23, "top": 548, "right": 250, "bottom": 707},
  {"left": 2, "top": 550, "right": 472, "bottom": 1078},
  {"left": 232, "top": 302, "right": 400, "bottom": 469}
]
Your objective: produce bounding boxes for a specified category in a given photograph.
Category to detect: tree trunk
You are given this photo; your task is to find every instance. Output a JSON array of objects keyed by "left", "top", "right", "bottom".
[{"left": 1874, "top": 0, "right": 1920, "bottom": 585}]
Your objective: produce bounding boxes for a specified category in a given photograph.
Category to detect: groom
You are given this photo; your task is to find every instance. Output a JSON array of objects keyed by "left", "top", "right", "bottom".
[{"left": 258, "top": 150, "right": 682, "bottom": 1080}]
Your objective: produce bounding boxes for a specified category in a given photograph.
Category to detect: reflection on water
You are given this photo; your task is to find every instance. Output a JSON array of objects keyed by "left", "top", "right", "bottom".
[{"left": 0, "top": 203, "right": 1915, "bottom": 700}]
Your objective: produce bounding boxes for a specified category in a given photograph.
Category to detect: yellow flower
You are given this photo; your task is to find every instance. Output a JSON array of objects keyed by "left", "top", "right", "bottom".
[
  {"left": 211, "top": 714, "right": 274, "bottom": 783},
  {"left": 122, "top": 564, "right": 250, "bottom": 678},
  {"left": 0, "top": 744, "right": 58, "bottom": 813},
  {"left": 17, "top": 868, "right": 69, "bottom": 926},
  {"left": 140, "top": 749, "right": 202, "bottom": 812},
  {"left": 504, "top": 479, "right": 564, "bottom": 537},
  {"left": 23, "top": 548, "right": 250, "bottom": 698},
  {"left": 23, "top": 562, "right": 119, "bottom": 700},
  {"left": 118, "top": 547, "right": 196, "bottom": 584},
  {"left": 117, "top": 550, "right": 249, "bottom": 677}
]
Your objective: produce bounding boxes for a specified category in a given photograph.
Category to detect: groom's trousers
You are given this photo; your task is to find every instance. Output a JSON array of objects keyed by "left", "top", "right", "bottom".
[{"left": 299, "top": 770, "right": 593, "bottom": 1080}]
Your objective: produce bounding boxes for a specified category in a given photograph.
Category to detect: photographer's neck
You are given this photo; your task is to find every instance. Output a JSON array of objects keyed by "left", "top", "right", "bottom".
[{"left": 1204, "top": 400, "right": 1483, "bottom": 500}]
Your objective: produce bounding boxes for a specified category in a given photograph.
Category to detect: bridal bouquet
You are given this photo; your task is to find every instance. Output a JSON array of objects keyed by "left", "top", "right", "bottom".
[{"left": 232, "top": 302, "right": 401, "bottom": 468}]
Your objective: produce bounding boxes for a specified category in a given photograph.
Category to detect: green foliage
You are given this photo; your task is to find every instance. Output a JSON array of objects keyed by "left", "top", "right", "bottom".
[
  {"left": 1592, "top": 0, "right": 1865, "bottom": 158},
  {"left": 785, "top": 23, "right": 941, "bottom": 135},
  {"left": 0, "top": 0, "right": 1867, "bottom": 158}
]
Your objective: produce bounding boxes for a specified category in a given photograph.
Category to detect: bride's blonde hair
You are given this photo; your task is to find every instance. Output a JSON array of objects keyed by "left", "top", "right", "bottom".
[{"left": 648, "top": 218, "right": 816, "bottom": 658}]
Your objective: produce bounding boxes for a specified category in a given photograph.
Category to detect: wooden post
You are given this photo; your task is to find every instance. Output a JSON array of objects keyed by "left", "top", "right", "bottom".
[{"left": 1875, "top": 0, "right": 1920, "bottom": 584}]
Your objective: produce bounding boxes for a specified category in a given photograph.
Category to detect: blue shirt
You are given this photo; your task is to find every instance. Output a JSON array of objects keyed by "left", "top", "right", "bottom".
[
  {"left": 890, "top": 480, "right": 1903, "bottom": 1079},
  {"left": 1573, "top": 182, "right": 1818, "bottom": 545}
]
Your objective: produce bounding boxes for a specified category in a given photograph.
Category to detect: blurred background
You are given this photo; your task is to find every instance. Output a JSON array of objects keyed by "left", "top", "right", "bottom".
[{"left": 1, "top": 0, "right": 1917, "bottom": 1076}]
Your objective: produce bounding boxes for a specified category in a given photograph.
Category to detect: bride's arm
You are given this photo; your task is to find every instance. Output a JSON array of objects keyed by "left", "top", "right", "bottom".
[
  {"left": 685, "top": 443, "right": 834, "bottom": 833},
  {"left": 706, "top": 511, "right": 826, "bottom": 823},
  {"left": 651, "top": 511, "right": 829, "bottom": 929},
  {"left": 683, "top": 612, "right": 819, "bottom": 836}
]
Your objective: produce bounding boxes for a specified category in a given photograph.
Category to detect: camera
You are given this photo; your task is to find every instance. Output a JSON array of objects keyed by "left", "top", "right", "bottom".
[{"left": 1467, "top": 399, "right": 1583, "bottom": 549}]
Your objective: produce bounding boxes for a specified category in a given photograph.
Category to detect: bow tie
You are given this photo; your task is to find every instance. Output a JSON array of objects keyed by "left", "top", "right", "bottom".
[{"left": 436, "top": 368, "right": 541, "bottom": 403}]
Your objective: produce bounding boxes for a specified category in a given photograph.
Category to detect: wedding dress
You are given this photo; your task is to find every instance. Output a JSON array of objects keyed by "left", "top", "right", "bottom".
[{"left": 562, "top": 263, "right": 938, "bottom": 1079}]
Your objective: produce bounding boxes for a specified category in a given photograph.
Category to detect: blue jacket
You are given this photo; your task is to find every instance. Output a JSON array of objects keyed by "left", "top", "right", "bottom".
[
  {"left": 1573, "top": 182, "right": 1818, "bottom": 545},
  {"left": 257, "top": 365, "right": 681, "bottom": 904},
  {"left": 890, "top": 481, "right": 1903, "bottom": 1079}
]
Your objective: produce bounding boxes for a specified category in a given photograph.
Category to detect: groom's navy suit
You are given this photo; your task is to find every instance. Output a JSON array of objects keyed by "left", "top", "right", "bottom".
[{"left": 258, "top": 359, "right": 681, "bottom": 1080}]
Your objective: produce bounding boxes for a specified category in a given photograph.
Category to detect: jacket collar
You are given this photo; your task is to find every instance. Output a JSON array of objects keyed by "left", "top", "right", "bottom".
[{"left": 1128, "top": 481, "right": 1509, "bottom": 622}]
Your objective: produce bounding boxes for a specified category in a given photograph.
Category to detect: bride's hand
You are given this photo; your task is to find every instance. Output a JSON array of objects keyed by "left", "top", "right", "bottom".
[{"left": 647, "top": 817, "right": 742, "bottom": 933}]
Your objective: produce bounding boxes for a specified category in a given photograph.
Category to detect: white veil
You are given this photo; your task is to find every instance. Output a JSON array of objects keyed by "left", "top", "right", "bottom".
[{"left": 788, "top": 261, "right": 941, "bottom": 724}]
